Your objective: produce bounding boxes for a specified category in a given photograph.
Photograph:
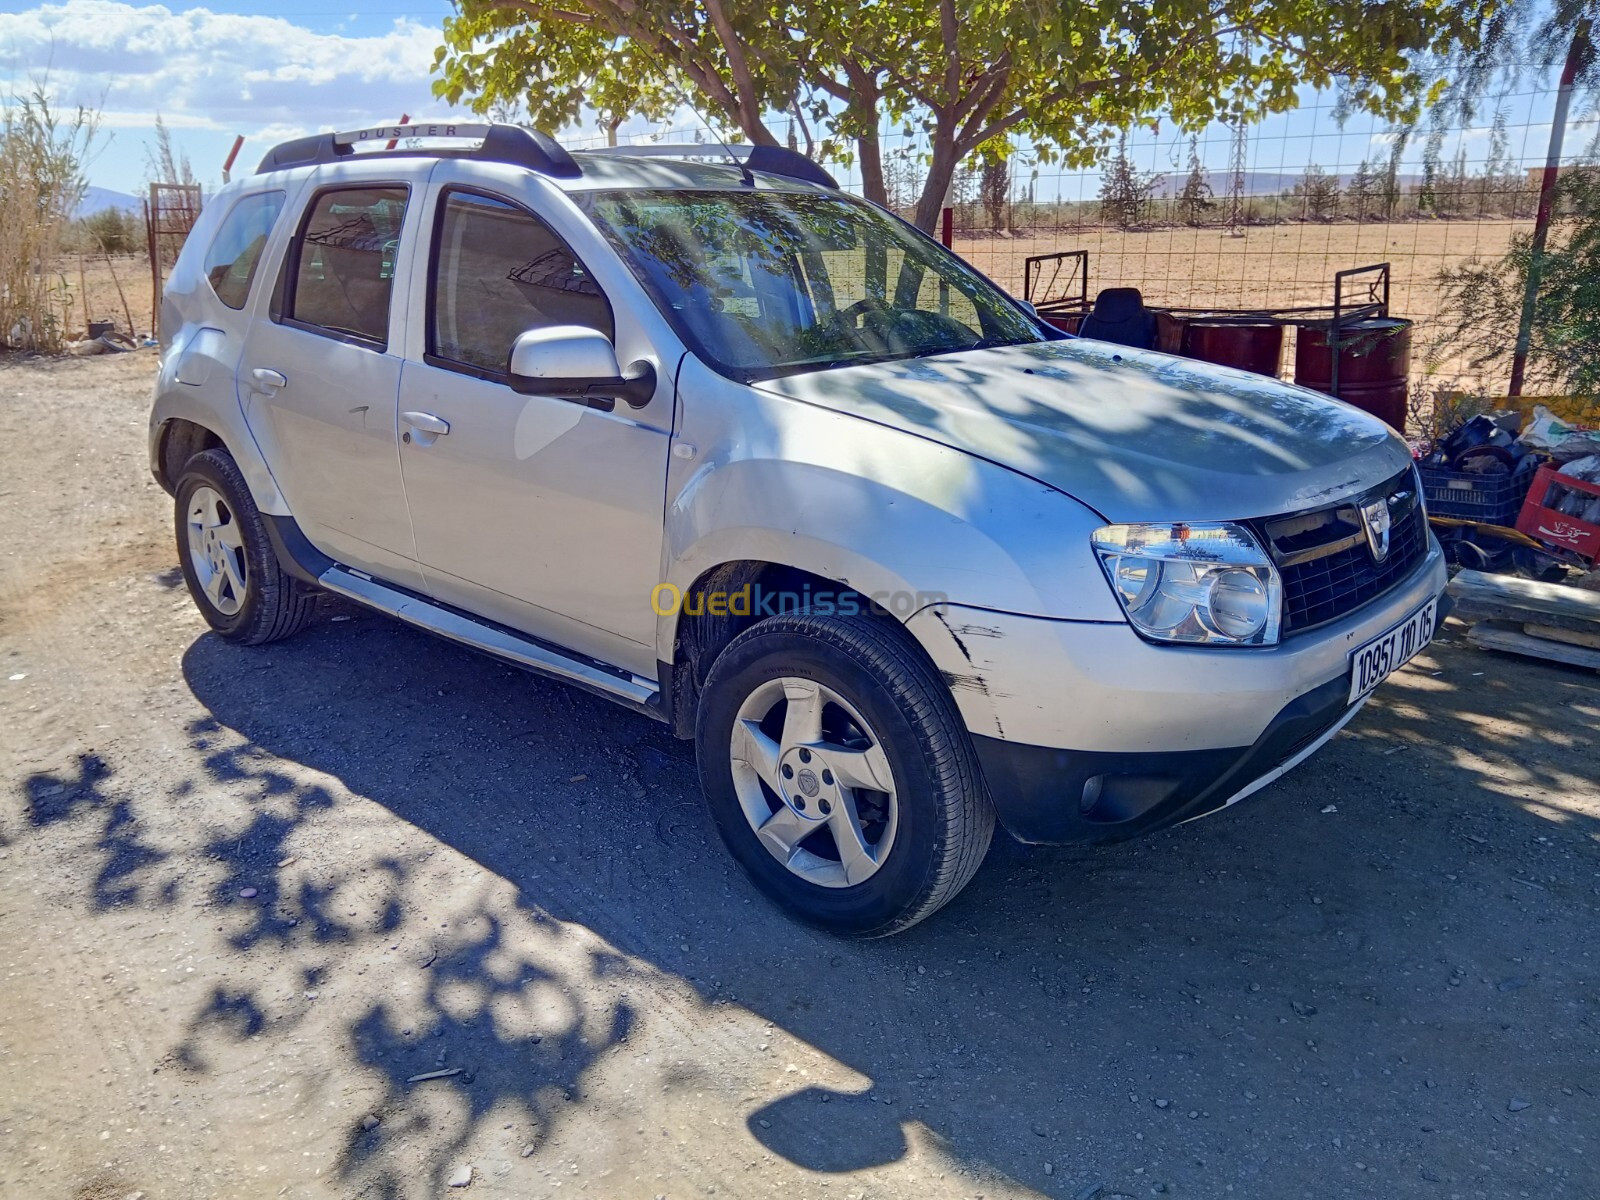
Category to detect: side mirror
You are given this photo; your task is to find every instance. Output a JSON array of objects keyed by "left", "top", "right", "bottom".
[
  {"left": 507, "top": 326, "right": 656, "bottom": 410},
  {"left": 1019, "top": 300, "right": 1040, "bottom": 318}
]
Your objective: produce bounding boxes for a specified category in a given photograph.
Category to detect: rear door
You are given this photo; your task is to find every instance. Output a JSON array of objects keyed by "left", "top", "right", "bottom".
[
  {"left": 238, "top": 166, "right": 429, "bottom": 589},
  {"left": 394, "top": 178, "right": 674, "bottom": 676}
]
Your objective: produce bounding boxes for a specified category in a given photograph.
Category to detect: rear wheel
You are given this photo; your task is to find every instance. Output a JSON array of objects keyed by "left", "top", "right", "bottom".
[
  {"left": 174, "top": 448, "right": 317, "bottom": 644},
  {"left": 696, "top": 611, "right": 994, "bottom": 937}
]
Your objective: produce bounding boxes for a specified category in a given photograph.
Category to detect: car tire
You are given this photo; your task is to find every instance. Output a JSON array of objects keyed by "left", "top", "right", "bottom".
[
  {"left": 174, "top": 448, "right": 317, "bottom": 645},
  {"left": 696, "top": 610, "right": 995, "bottom": 937}
]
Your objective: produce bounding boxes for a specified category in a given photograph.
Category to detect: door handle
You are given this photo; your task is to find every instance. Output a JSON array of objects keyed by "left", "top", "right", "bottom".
[
  {"left": 249, "top": 367, "right": 287, "bottom": 391},
  {"left": 402, "top": 411, "right": 450, "bottom": 436}
]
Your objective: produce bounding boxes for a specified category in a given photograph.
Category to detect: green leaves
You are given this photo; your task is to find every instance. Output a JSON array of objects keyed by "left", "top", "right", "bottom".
[{"left": 433, "top": 0, "right": 1496, "bottom": 230}]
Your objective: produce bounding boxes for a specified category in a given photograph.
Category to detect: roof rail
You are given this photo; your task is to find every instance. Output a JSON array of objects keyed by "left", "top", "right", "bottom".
[
  {"left": 256, "top": 123, "right": 581, "bottom": 179},
  {"left": 580, "top": 143, "right": 838, "bottom": 189}
]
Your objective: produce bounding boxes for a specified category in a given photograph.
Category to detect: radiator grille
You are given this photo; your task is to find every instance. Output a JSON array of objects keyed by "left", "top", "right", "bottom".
[{"left": 1257, "top": 469, "right": 1430, "bottom": 635}]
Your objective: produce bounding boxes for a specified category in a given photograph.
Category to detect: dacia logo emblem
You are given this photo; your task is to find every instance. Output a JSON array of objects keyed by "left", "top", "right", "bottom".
[{"left": 1360, "top": 497, "right": 1392, "bottom": 563}]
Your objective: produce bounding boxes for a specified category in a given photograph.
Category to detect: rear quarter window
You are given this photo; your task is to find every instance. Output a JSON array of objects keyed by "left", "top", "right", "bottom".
[{"left": 203, "top": 191, "right": 286, "bottom": 310}]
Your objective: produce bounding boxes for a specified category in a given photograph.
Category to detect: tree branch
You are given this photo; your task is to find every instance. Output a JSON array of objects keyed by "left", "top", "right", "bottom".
[{"left": 963, "top": 23, "right": 1249, "bottom": 149}]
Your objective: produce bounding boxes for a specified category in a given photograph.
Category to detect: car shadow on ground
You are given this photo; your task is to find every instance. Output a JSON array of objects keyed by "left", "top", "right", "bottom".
[{"left": 21, "top": 604, "right": 1600, "bottom": 1197}]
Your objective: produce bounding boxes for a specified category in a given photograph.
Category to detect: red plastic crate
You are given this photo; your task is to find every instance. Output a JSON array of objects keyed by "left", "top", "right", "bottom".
[{"left": 1515, "top": 464, "right": 1600, "bottom": 564}]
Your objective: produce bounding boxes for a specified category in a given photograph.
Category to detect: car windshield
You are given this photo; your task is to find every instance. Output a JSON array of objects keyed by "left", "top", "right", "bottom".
[{"left": 579, "top": 188, "right": 1048, "bottom": 381}]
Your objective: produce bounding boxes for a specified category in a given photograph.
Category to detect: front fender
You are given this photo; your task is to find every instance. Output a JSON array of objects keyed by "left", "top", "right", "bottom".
[{"left": 658, "top": 355, "right": 1122, "bottom": 663}]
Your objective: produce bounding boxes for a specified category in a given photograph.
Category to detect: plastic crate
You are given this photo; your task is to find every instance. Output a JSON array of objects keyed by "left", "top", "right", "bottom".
[
  {"left": 1418, "top": 458, "right": 1536, "bottom": 525},
  {"left": 1515, "top": 464, "right": 1600, "bottom": 566}
]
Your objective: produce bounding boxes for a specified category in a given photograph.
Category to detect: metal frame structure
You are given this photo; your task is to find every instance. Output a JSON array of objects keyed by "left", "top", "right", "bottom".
[{"left": 144, "top": 182, "right": 204, "bottom": 334}]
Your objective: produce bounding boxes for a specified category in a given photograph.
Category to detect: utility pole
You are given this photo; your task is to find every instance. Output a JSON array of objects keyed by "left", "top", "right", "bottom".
[
  {"left": 1509, "top": 18, "right": 1592, "bottom": 396},
  {"left": 1226, "top": 122, "right": 1248, "bottom": 237}
]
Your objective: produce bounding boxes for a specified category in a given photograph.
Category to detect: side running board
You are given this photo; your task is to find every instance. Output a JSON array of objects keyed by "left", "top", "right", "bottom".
[{"left": 318, "top": 566, "right": 661, "bottom": 715}]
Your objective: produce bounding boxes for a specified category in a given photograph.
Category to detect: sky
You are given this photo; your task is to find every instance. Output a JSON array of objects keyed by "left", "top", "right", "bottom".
[{"left": 0, "top": 0, "right": 1592, "bottom": 202}]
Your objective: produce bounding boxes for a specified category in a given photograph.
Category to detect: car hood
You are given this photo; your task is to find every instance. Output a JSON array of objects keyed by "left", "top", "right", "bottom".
[{"left": 752, "top": 338, "right": 1412, "bottom": 523}]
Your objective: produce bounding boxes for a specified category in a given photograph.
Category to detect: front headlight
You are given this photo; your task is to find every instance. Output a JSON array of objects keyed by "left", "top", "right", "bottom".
[{"left": 1092, "top": 522, "right": 1282, "bottom": 646}]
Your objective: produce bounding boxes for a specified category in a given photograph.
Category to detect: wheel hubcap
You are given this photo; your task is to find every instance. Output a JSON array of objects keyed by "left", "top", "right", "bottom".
[
  {"left": 730, "top": 677, "right": 899, "bottom": 888},
  {"left": 185, "top": 485, "right": 248, "bottom": 617}
]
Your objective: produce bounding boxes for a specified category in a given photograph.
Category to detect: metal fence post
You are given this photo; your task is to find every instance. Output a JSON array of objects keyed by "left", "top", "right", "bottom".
[{"left": 1509, "top": 18, "right": 1591, "bottom": 397}]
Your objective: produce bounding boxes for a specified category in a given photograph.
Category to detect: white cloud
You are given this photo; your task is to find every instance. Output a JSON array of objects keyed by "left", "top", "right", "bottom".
[{"left": 0, "top": 1, "right": 465, "bottom": 136}]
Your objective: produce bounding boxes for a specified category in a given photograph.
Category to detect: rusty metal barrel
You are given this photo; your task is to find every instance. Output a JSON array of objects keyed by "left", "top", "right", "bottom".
[
  {"left": 1183, "top": 321, "right": 1284, "bottom": 378},
  {"left": 1294, "top": 317, "right": 1412, "bottom": 430},
  {"left": 1040, "top": 311, "right": 1084, "bottom": 335}
]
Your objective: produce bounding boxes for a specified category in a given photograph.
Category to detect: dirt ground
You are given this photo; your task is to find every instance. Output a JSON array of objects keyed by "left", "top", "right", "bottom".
[
  {"left": 2, "top": 353, "right": 1598, "bottom": 1200},
  {"left": 64, "top": 253, "right": 156, "bottom": 342}
]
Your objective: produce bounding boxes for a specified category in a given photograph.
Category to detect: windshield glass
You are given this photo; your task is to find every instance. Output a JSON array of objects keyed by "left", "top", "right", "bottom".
[{"left": 579, "top": 188, "right": 1048, "bottom": 381}]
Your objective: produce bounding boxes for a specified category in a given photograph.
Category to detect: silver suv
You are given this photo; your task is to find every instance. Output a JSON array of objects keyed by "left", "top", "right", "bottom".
[{"left": 150, "top": 123, "right": 1447, "bottom": 936}]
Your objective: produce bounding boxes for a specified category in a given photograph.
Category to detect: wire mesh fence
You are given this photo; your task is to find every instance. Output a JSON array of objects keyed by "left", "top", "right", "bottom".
[{"left": 574, "top": 80, "right": 1593, "bottom": 420}]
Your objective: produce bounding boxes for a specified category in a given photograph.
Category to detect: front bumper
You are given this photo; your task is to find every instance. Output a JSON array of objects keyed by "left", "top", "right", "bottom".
[
  {"left": 906, "top": 540, "right": 1448, "bottom": 845},
  {"left": 972, "top": 671, "right": 1365, "bottom": 843}
]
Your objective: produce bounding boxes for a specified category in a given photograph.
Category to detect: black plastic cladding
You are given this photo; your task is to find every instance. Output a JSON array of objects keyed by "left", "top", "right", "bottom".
[{"left": 256, "top": 125, "right": 581, "bottom": 178}]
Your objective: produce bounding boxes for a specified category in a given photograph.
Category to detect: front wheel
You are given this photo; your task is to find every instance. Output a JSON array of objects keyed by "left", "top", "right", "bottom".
[{"left": 696, "top": 611, "right": 994, "bottom": 937}]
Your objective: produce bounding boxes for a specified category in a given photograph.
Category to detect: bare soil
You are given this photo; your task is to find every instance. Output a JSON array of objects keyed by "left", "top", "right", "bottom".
[
  {"left": 62, "top": 253, "right": 156, "bottom": 342},
  {"left": 2, "top": 353, "right": 1597, "bottom": 1200}
]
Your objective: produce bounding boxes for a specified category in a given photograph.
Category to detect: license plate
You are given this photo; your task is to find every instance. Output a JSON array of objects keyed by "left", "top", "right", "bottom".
[{"left": 1348, "top": 598, "right": 1438, "bottom": 704}]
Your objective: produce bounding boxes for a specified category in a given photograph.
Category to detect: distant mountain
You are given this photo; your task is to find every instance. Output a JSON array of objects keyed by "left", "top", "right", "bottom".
[{"left": 77, "top": 186, "right": 139, "bottom": 217}]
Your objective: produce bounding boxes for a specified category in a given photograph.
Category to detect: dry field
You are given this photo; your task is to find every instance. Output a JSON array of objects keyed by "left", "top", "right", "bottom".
[
  {"left": 55, "top": 219, "right": 1530, "bottom": 391},
  {"left": 956, "top": 217, "right": 1530, "bottom": 325},
  {"left": 957, "top": 217, "right": 1533, "bottom": 397},
  {"left": 56, "top": 251, "right": 156, "bottom": 341}
]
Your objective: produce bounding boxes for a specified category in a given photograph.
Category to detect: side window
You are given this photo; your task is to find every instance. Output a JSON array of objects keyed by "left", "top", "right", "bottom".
[
  {"left": 285, "top": 186, "right": 408, "bottom": 345},
  {"left": 430, "top": 191, "right": 613, "bottom": 374},
  {"left": 204, "top": 191, "right": 285, "bottom": 310}
]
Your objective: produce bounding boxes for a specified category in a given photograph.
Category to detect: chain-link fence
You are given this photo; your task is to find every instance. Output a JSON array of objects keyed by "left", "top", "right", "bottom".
[{"left": 576, "top": 80, "right": 1593, "bottom": 418}]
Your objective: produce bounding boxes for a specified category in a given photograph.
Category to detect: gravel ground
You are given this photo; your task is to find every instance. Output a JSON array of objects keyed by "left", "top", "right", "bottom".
[{"left": 2, "top": 353, "right": 1597, "bottom": 1200}]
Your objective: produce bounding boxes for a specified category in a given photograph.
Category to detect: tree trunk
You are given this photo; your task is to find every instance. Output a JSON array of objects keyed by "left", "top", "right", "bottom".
[
  {"left": 912, "top": 128, "right": 959, "bottom": 234},
  {"left": 858, "top": 125, "right": 887, "bottom": 208},
  {"left": 604, "top": 117, "right": 621, "bottom": 148}
]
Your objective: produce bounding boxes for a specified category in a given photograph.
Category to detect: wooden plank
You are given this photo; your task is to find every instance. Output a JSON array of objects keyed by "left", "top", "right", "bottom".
[
  {"left": 1525, "top": 622, "right": 1600, "bottom": 650},
  {"left": 1467, "top": 623, "right": 1600, "bottom": 670},
  {"left": 1447, "top": 569, "right": 1600, "bottom": 634}
]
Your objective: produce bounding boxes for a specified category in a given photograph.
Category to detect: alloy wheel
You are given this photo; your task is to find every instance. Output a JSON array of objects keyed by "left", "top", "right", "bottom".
[
  {"left": 185, "top": 484, "right": 248, "bottom": 616},
  {"left": 729, "top": 676, "right": 900, "bottom": 887}
]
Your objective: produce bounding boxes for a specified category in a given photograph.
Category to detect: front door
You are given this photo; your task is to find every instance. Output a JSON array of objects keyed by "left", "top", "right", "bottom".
[
  {"left": 238, "top": 178, "right": 425, "bottom": 589},
  {"left": 396, "top": 187, "right": 672, "bottom": 676}
]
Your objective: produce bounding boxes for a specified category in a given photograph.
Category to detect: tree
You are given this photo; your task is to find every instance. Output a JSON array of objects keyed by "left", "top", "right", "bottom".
[
  {"left": 1378, "top": 143, "right": 1405, "bottom": 220},
  {"left": 1429, "top": 170, "right": 1600, "bottom": 402},
  {"left": 1176, "top": 137, "right": 1214, "bottom": 226},
  {"left": 1293, "top": 164, "right": 1340, "bottom": 221},
  {"left": 434, "top": 17, "right": 678, "bottom": 148},
  {"left": 979, "top": 153, "right": 1008, "bottom": 233},
  {"left": 1346, "top": 158, "right": 1379, "bottom": 220},
  {"left": 143, "top": 115, "right": 195, "bottom": 187},
  {"left": 433, "top": 0, "right": 1496, "bottom": 232},
  {"left": 1099, "top": 134, "right": 1160, "bottom": 230},
  {"left": 78, "top": 207, "right": 139, "bottom": 254}
]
